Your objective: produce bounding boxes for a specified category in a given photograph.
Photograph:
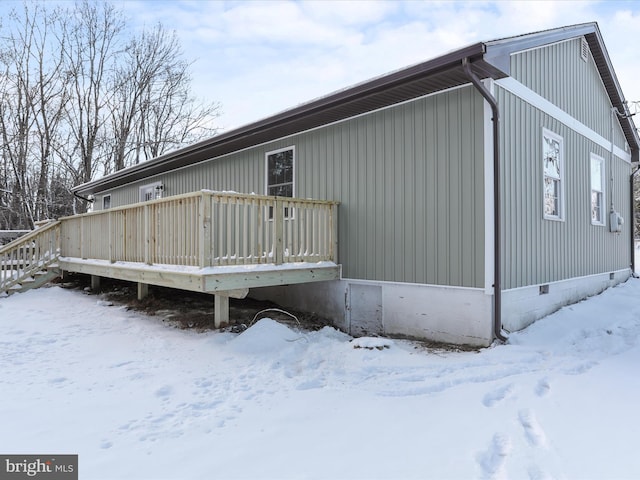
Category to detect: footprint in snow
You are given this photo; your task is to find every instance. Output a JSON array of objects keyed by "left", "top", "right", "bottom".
[
  {"left": 154, "top": 385, "right": 173, "bottom": 398},
  {"left": 535, "top": 379, "right": 550, "bottom": 397},
  {"left": 296, "top": 378, "right": 326, "bottom": 390},
  {"left": 476, "top": 433, "right": 511, "bottom": 480},
  {"left": 519, "top": 409, "right": 547, "bottom": 448},
  {"left": 482, "top": 384, "right": 514, "bottom": 408}
]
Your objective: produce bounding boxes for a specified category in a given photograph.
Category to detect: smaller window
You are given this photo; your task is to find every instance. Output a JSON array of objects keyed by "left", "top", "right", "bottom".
[
  {"left": 590, "top": 154, "right": 605, "bottom": 225},
  {"left": 139, "top": 182, "right": 164, "bottom": 202},
  {"left": 543, "top": 129, "right": 564, "bottom": 220},
  {"left": 102, "top": 194, "right": 111, "bottom": 210}
]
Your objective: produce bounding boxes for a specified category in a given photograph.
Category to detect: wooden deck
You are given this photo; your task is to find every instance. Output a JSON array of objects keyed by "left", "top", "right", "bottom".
[{"left": 1, "top": 191, "right": 340, "bottom": 325}]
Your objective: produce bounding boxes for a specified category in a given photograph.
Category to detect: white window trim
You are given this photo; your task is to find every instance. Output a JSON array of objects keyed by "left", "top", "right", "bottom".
[
  {"left": 139, "top": 181, "right": 164, "bottom": 202},
  {"left": 264, "top": 146, "right": 295, "bottom": 198},
  {"left": 590, "top": 153, "right": 606, "bottom": 226},
  {"left": 265, "top": 146, "right": 295, "bottom": 220},
  {"left": 542, "top": 128, "right": 565, "bottom": 222},
  {"left": 102, "top": 194, "right": 111, "bottom": 210}
]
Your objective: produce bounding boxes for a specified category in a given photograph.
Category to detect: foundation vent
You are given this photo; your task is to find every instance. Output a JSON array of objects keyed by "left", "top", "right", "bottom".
[{"left": 539, "top": 284, "right": 549, "bottom": 295}]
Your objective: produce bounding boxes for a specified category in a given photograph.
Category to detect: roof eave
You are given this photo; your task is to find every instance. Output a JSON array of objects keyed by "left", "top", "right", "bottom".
[{"left": 73, "top": 42, "right": 488, "bottom": 196}]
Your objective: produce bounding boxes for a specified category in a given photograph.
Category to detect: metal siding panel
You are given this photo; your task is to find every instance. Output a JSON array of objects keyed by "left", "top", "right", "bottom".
[
  {"left": 511, "top": 38, "right": 624, "bottom": 146},
  {"left": 413, "top": 101, "right": 426, "bottom": 283},
  {"left": 383, "top": 109, "right": 395, "bottom": 280},
  {"left": 404, "top": 103, "right": 416, "bottom": 284},
  {"left": 499, "top": 87, "right": 631, "bottom": 289},
  {"left": 101, "top": 85, "right": 485, "bottom": 288},
  {"left": 424, "top": 96, "right": 438, "bottom": 284},
  {"left": 435, "top": 95, "right": 448, "bottom": 283}
]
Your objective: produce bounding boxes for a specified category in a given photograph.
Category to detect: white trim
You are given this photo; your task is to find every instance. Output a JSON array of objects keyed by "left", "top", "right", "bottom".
[
  {"left": 542, "top": 128, "right": 565, "bottom": 221},
  {"left": 341, "top": 276, "right": 485, "bottom": 292},
  {"left": 483, "top": 78, "right": 495, "bottom": 295},
  {"left": 497, "top": 77, "right": 632, "bottom": 163},
  {"left": 503, "top": 267, "right": 629, "bottom": 294},
  {"left": 508, "top": 37, "right": 576, "bottom": 57},
  {"left": 264, "top": 145, "right": 295, "bottom": 201},
  {"left": 590, "top": 152, "right": 606, "bottom": 226}
]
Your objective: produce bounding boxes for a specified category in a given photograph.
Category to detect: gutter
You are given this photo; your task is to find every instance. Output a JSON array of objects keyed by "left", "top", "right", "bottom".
[{"left": 462, "top": 58, "right": 508, "bottom": 343}]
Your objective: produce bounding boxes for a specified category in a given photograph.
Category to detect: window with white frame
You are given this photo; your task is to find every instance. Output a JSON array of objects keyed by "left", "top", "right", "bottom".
[
  {"left": 102, "top": 194, "right": 111, "bottom": 210},
  {"left": 139, "top": 182, "right": 164, "bottom": 202},
  {"left": 590, "top": 153, "right": 605, "bottom": 225},
  {"left": 543, "top": 129, "right": 564, "bottom": 220},
  {"left": 266, "top": 147, "right": 294, "bottom": 218},
  {"left": 266, "top": 147, "right": 294, "bottom": 198}
]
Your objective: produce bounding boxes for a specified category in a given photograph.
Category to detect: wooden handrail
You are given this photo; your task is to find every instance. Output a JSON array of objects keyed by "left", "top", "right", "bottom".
[
  {"left": 0, "top": 220, "right": 60, "bottom": 255},
  {"left": 0, "top": 221, "right": 61, "bottom": 292},
  {"left": 58, "top": 191, "right": 339, "bottom": 269}
]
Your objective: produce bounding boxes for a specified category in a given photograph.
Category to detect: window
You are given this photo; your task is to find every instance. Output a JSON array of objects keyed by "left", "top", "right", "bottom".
[
  {"left": 266, "top": 147, "right": 294, "bottom": 198},
  {"left": 139, "top": 182, "right": 164, "bottom": 202},
  {"left": 266, "top": 147, "right": 294, "bottom": 218},
  {"left": 543, "top": 129, "right": 563, "bottom": 220},
  {"left": 102, "top": 194, "right": 111, "bottom": 210},
  {"left": 590, "top": 153, "right": 605, "bottom": 225}
]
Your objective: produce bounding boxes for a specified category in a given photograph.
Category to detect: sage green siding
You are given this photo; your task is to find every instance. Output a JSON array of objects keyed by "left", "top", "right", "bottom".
[
  {"left": 510, "top": 37, "right": 627, "bottom": 148},
  {"left": 498, "top": 87, "right": 631, "bottom": 290},
  {"left": 500, "top": 37, "right": 632, "bottom": 290},
  {"left": 101, "top": 86, "right": 486, "bottom": 287}
]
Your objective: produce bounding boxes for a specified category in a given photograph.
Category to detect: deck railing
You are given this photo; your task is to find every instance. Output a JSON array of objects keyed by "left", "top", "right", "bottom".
[
  {"left": 0, "top": 221, "right": 61, "bottom": 291},
  {"left": 59, "top": 191, "right": 338, "bottom": 268}
]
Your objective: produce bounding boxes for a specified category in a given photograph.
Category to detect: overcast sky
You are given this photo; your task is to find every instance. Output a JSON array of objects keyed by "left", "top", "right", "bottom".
[{"left": 110, "top": 0, "right": 640, "bottom": 133}]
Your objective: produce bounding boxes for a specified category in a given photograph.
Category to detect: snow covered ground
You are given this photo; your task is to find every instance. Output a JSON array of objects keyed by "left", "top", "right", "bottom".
[{"left": 2, "top": 275, "right": 640, "bottom": 479}]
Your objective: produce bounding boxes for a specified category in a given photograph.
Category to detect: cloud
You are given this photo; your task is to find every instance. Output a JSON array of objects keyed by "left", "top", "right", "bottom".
[{"left": 117, "top": 0, "right": 640, "bottom": 129}]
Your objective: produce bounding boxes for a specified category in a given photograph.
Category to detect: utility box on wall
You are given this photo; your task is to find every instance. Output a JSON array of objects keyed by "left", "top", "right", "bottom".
[{"left": 610, "top": 211, "right": 624, "bottom": 233}]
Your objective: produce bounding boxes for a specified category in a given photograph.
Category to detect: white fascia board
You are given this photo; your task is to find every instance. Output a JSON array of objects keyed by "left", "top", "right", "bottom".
[{"left": 496, "top": 77, "right": 632, "bottom": 163}]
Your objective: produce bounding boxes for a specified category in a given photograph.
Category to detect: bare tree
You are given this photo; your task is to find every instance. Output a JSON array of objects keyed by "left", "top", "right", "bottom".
[
  {"left": 109, "top": 24, "right": 219, "bottom": 170},
  {"left": 136, "top": 66, "right": 220, "bottom": 162},
  {"left": 30, "top": 7, "right": 69, "bottom": 220},
  {"left": 0, "top": 2, "right": 41, "bottom": 228},
  {"left": 109, "top": 24, "right": 180, "bottom": 171},
  {"left": 0, "top": 0, "right": 221, "bottom": 227},
  {"left": 61, "top": 0, "right": 124, "bottom": 187}
]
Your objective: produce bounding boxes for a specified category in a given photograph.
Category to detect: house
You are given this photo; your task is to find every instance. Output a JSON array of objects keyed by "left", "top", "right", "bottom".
[{"left": 3, "top": 22, "right": 638, "bottom": 347}]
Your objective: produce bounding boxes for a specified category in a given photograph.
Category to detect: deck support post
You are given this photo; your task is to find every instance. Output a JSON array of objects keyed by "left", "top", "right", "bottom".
[
  {"left": 90, "top": 275, "right": 100, "bottom": 292},
  {"left": 137, "top": 282, "right": 149, "bottom": 300},
  {"left": 214, "top": 294, "right": 229, "bottom": 328}
]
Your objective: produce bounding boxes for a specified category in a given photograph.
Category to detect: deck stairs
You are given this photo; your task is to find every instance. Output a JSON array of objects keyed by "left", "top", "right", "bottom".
[{"left": 0, "top": 221, "right": 61, "bottom": 296}]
